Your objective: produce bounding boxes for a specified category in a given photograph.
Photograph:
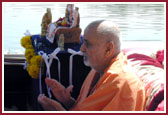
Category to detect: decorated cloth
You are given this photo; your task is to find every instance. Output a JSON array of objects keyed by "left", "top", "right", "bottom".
[
  {"left": 122, "top": 48, "right": 164, "bottom": 111},
  {"left": 46, "top": 23, "right": 70, "bottom": 43},
  {"left": 71, "top": 52, "right": 146, "bottom": 111},
  {"left": 147, "top": 83, "right": 164, "bottom": 111},
  {"left": 31, "top": 34, "right": 82, "bottom": 54}
]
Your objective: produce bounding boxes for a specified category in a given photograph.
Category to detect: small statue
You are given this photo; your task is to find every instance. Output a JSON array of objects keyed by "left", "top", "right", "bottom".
[
  {"left": 71, "top": 7, "right": 80, "bottom": 28},
  {"left": 41, "top": 8, "right": 52, "bottom": 37},
  {"left": 65, "top": 4, "right": 74, "bottom": 23},
  {"left": 57, "top": 34, "right": 65, "bottom": 51}
]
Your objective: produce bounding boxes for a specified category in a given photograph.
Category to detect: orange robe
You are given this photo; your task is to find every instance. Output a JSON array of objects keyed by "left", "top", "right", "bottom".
[{"left": 71, "top": 52, "right": 146, "bottom": 111}]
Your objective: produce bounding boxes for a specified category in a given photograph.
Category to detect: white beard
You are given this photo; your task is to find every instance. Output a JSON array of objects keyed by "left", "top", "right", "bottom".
[{"left": 83, "top": 56, "right": 90, "bottom": 67}]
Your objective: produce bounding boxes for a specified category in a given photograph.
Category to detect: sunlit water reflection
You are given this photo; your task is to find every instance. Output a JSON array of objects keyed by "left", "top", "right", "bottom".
[{"left": 3, "top": 2, "right": 165, "bottom": 54}]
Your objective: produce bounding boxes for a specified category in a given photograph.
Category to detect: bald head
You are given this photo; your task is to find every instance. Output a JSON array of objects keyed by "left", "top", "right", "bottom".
[
  {"left": 81, "top": 20, "right": 121, "bottom": 73},
  {"left": 85, "top": 20, "right": 121, "bottom": 55}
]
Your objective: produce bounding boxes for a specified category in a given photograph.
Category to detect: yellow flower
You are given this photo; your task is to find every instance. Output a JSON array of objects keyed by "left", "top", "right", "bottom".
[
  {"left": 25, "top": 49, "right": 36, "bottom": 64},
  {"left": 30, "top": 55, "right": 42, "bottom": 65},
  {"left": 27, "top": 64, "right": 40, "bottom": 79},
  {"left": 61, "top": 21, "right": 67, "bottom": 26},
  {"left": 21, "top": 35, "right": 42, "bottom": 79},
  {"left": 21, "top": 36, "right": 32, "bottom": 48},
  {"left": 26, "top": 44, "right": 34, "bottom": 49}
]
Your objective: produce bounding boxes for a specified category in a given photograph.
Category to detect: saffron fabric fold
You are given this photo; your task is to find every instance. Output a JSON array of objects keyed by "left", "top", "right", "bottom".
[{"left": 71, "top": 52, "right": 146, "bottom": 111}]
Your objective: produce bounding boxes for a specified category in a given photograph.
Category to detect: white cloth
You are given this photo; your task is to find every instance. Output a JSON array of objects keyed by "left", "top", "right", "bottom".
[
  {"left": 38, "top": 48, "right": 61, "bottom": 98},
  {"left": 68, "top": 49, "right": 83, "bottom": 87},
  {"left": 24, "top": 30, "right": 31, "bottom": 36}
]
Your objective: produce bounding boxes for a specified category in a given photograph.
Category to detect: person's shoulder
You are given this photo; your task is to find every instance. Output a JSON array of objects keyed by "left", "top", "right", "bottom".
[
  {"left": 104, "top": 69, "right": 139, "bottom": 86},
  {"left": 100, "top": 71, "right": 126, "bottom": 87}
]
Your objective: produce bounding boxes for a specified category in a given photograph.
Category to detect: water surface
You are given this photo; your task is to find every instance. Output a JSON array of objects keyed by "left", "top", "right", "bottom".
[{"left": 3, "top": 2, "right": 165, "bottom": 54}]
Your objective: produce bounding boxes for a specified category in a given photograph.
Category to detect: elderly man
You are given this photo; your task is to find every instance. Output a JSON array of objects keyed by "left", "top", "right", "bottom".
[{"left": 38, "top": 20, "right": 146, "bottom": 111}]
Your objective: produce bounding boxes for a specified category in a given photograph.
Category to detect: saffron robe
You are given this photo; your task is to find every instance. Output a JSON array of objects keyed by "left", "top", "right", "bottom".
[{"left": 71, "top": 52, "right": 146, "bottom": 111}]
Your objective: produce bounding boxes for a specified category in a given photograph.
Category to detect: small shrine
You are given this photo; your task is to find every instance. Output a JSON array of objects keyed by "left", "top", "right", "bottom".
[{"left": 20, "top": 4, "right": 91, "bottom": 103}]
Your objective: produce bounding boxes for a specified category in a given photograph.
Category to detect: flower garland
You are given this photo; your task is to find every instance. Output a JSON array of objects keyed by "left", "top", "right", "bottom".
[{"left": 21, "top": 36, "right": 42, "bottom": 79}]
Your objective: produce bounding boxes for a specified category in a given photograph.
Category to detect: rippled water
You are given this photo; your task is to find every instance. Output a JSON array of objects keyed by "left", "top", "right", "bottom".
[{"left": 3, "top": 2, "right": 165, "bottom": 54}]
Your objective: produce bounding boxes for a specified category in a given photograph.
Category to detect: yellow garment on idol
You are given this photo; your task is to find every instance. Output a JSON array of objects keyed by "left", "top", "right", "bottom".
[{"left": 71, "top": 52, "right": 146, "bottom": 111}]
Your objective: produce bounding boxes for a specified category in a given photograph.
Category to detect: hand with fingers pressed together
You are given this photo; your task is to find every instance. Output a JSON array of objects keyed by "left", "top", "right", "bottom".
[
  {"left": 38, "top": 78, "right": 75, "bottom": 110},
  {"left": 38, "top": 20, "right": 146, "bottom": 111}
]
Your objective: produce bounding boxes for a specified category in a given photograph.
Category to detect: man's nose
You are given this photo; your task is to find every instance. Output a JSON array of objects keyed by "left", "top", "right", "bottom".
[{"left": 80, "top": 43, "right": 86, "bottom": 52}]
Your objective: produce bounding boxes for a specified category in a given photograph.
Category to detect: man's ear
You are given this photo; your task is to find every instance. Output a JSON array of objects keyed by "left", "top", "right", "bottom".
[{"left": 105, "top": 41, "right": 114, "bottom": 57}]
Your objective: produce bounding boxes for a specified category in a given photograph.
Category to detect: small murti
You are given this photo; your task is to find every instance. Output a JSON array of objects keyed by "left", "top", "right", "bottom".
[{"left": 57, "top": 34, "right": 65, "bottom": 51}]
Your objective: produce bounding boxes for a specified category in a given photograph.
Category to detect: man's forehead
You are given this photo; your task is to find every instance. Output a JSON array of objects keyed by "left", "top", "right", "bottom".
[
  {"left": 83, "top": 33, "right": 93, "bottom": 41},
  {"left": 83, "top": 34, "right": 99, "bottom": 45},
  {"left": 83, "top": 28, "right": 96, "bottom": 40}
]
